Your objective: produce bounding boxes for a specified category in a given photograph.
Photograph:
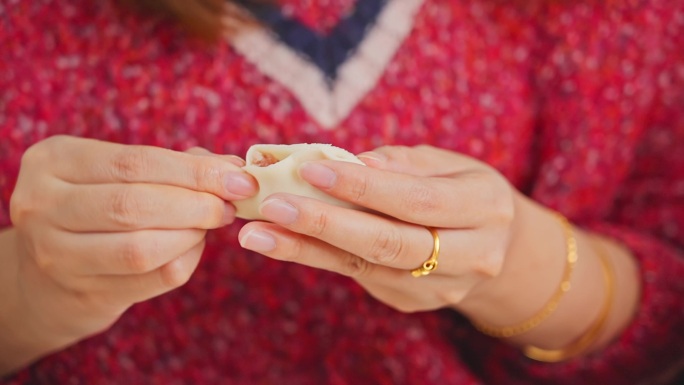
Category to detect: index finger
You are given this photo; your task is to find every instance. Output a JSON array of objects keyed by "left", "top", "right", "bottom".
[
  {"left": 45, "top": 136, "right": 257, "bottom": 201},
  {"left": 297, "top": 160, "right": 511, "bottom": 228}
]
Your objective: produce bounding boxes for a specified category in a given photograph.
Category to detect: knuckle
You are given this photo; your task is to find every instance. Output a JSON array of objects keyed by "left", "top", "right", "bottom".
[
  {"left": 11, "top": 139, "right": 70, "bottom": 225},
  {"left": 71, "top": 287, "right": 104, "bottom": 308},
  {"left": 108, "top": 188, "right": 142, "bottom": 228},
  {"left": 85, "top": 290, "right": 120, "bottom": 310},
  {"left": 347, "top": 174, "right": 372, "bottom": 203},
  {"left": 195, "top": 194, "right": 225, "bottom": 227},
  {"left": 70, "top": 287, "right": 124, "bottom": 317},
  {"left": 66, "top": 290, "right": 98, "bottom": 316},
  {"left": 493, "top": 191, "right": 515, "bottom": 225},
  {"left": 377, "top": 145, "right": 410, "bottom": 161},
  {"left": 191, "top": 159, "right": 224, "bottom": 192},
  {"left": 159, "top": 243, "right": 203, "bottom": 289},
  {"left": 9, "top": 192, "right": 35, "bottom": 225},
  {"left": 305, "top": 210, "right": 329, "bottom": 237},
  {"left": 474, "top": 249, "right": 506, "bottom": 279},
  {"left": 120, "top": 240, "right": 152, "bottom": 273},
  {"left": 160, "top": 258, "right": 193, "bottom": 289},
  {"left": 42, "top": 134, "right": 70, "bottom": 145},
  {"left": 366, "top": 228, "right": 404, "bottom": 265},
  {"left": 23, "top": 136, "right": 71, "bottom": 168},
  {"left": 111, "top": 146, "right": 151, "bottom": 181},
  {"left": 27, "top": 232, "right": 63, "bottom": 276},
  {"left": 32, "top": 249, "right": 71, "bottom": 284},
  {"left": 479, "top": 175, "right": 515, "bottom": 225},
  {"left": 279, "top": 237, "right": 304, "bottom": 262},
  {"left": 21, "top": 142, "right": 48, "bottom": 168},
  {"left": 12, "top": 177, "right": 46, "bottom": 226},
  {"left": 185, "top": 146, "right": 208, "bottom": 155},
  {"left": 403, "top": 182, "right": 438, "bottom": 217},
  {"left": 33, "top": 135, "right": 69, "bottom": 158},
  {"left": 32, "top": 250, "right": 56, "bottom": 273},
  {"left": 437, "top": 289, "right": 468, "bottom": 306},
  {"left": 341, "top": 253, "right": 373, "bottom": 278}
]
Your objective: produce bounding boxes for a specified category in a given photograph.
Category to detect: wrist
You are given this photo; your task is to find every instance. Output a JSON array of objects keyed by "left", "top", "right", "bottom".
[
  {"left": 470, "top": 211, "right": 578, "bottom": 339},
  {"left": 0, "top": 228, "right": 49, "bottom": 374},
  {"left": 454, "top": 194, "right": 640, "bottom": 359},
  {"left": 0, "top": 228, "right": 84, "bottom": 375},
  {"left": 454, "top": 195, "right": 604, "bottom": 349},
  {"left": 455, "top": 194, "right": 566, "bottom": 318}
]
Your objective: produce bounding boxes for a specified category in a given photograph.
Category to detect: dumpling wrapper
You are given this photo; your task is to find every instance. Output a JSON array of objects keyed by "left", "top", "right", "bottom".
[{"left": 233, "top": 143, "right": 365, "bottom": 220}]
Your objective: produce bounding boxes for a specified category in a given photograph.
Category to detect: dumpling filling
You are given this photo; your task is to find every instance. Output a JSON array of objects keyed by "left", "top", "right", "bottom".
[{"left": 252, "top": 151, "right": 280, "bottom": 167}]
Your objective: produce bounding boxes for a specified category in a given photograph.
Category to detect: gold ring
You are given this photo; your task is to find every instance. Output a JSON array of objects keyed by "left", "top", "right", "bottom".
[{"left": 411, "top": 227, "right": 440, "bottom": 277}]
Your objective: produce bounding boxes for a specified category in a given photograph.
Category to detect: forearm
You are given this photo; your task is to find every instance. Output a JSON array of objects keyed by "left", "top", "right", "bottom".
[
  {"left": 0, "top": 228, "right": 67, "bottom": 376},
  {"left": 456, "top": 195, "right": 640, "bottom": 355}
]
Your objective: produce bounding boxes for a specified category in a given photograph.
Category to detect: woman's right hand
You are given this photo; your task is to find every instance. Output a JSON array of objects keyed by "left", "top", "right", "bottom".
[{"left": 7, "top": 135, "right": 257, "bottom": 348}]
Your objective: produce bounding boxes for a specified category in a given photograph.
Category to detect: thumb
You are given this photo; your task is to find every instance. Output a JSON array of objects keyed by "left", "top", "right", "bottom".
[{"left": 357, "top": 145, "right": 475, "bottom": 177}]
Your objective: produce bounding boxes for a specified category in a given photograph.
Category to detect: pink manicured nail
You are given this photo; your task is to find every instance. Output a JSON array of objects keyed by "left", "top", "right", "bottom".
[
  {"left": 239, "top": 230, "right": 276, "bottom": 252},
  {"left": 259, "top": 199, "right": 299, "bottom": 225},
  {"left": 356, "top": 152, "right": 387, "bottom": 168},
  {"left": 226, "top": 155, "right": 246, "bottom": 167},
  {"left": 225, "top": 173, "right": 256, "bottom": 197},
  {"left": 298, "top": 162, "right": 337, "bottom": 189}
]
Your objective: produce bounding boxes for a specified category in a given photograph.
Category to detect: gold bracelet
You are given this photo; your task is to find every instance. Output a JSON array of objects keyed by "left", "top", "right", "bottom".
[
  {"left": 523, "top": 238, "right": 615, "bottom": 362},
  {"left": 471, "top": 212, "right": 578, "bottom": 338}
]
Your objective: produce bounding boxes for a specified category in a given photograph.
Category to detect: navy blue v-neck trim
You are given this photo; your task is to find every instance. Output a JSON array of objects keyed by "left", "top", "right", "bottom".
[{"left": 240, "top": 0, "right": 387, "bottom": 81}]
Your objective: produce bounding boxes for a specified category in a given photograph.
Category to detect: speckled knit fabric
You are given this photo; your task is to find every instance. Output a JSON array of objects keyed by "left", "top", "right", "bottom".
[{"left": 2, "top": 0, "right": 684, "bottom": 384}]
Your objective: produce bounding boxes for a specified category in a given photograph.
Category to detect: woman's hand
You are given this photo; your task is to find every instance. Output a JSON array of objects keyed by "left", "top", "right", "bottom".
[
  {"left": 239, "top": 144, "right": 640, "bottom": 357},
  {"left": 238, "top": 145, "right": 518, "bottom": 312},
  {"left": 7, "top": 136, "right": 257, "bottom": 351}
]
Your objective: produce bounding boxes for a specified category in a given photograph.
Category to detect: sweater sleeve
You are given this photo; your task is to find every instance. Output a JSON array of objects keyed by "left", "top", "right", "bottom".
[
  {"left": 471, "top": 3, "right": 684, "bottom": 384},
  {"left": 511, "top": 127, "right": 684, "bottom": 385},
  {"left": 466, "top": 74, "right": 684, "bottom": 385},
  {"left": 534, "top": 126, "right": 684, "bottom": 384}
]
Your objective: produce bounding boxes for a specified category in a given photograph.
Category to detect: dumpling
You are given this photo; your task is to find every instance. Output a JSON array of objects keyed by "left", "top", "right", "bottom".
[{"left": 233, "top": 143, "right": 365, "bottom": 220}]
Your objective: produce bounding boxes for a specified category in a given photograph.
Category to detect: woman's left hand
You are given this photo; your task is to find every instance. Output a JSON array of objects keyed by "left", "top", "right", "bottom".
[{"left": 238, "top": 145, "right": 518, "bottom": 312}]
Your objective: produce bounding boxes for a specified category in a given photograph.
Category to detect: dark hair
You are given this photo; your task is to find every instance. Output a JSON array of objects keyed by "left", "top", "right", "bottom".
[{"left": 119, "top": 0, "right": 253, "bottom": 41}]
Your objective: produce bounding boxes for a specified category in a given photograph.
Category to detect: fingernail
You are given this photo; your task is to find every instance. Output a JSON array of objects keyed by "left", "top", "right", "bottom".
[
  {"left": 223, "top": 203, "right": 236, "bottom": 225},
  {"left": 225, "top": 173, "right": 256, "bottom": 197},
  {"left": 226, "top": 156, "right": 246, "bottom": 167},
  {"left": 239, "top": 230, "right": 276, "bottom": 252},
  {"left": 299, "top": 162, "right": 336, "bottom": 189},
  {"left": 259, "top": 199, "right": 299, "bottom": 225},
  {"left": 357, "top": 152, "right": 386, "bottom": 167}
]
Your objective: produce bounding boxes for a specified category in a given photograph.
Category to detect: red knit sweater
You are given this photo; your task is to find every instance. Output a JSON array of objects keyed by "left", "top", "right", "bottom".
[{"left": 2, "top": 0, "right": 684, "bottom": 384}]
